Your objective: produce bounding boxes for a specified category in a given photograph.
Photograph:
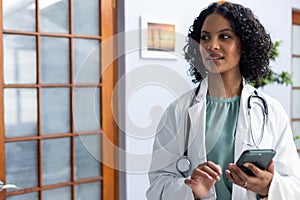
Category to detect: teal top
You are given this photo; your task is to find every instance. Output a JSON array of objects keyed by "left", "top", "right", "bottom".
[{"left": 205, "top": 95, "right": 240, "bottom": 200}]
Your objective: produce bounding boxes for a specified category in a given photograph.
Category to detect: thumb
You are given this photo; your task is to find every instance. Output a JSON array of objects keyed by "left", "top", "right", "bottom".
[{"left": 266, "top": 160, "right": 274, "bottom": 174}]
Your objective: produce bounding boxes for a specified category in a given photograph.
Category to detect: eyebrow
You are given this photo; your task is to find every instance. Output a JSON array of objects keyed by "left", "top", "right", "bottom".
[{"left": 201, "top": 28, "right": 233, "bottom": 34}]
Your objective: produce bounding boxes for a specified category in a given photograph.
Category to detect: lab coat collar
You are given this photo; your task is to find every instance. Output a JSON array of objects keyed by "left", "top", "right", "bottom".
[
  {"left": 193, "top": 77, "right": 208, "bottom": 104},
  {"left": 192, "top": 77, "right": 255, "bottom": 102},
  {"left": 186, "top": 77, "right": 257, "bottom": 152}
]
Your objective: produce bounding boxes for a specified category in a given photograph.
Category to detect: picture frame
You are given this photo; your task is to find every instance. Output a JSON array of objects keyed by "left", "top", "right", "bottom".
[{"left": 140, "top": 16, "right": 177, "bottom": 59}]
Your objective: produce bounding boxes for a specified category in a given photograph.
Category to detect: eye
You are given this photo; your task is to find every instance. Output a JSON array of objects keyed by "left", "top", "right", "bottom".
[
  {"left": 200, "top": 35, "right": 210, "bottom": 41},
  {"left": 219, "top": 33, "right": 231, "bottom": 39}
]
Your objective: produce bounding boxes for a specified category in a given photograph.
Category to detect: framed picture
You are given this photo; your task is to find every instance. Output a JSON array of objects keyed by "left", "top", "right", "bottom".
[{"left": 140, "top": 16, "right": 177, "bottom": 59}]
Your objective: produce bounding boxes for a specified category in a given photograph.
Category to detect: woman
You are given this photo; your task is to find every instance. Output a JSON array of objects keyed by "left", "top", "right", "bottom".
[{"left": 146, "top": 2, "right": 300, "bottom": 200}]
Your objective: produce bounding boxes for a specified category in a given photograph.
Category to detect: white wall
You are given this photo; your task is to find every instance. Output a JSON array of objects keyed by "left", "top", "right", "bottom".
[
  {"left": 123, "top": 1, "right": 293, "bottom": 199},
  {"left": 293, "top": 0, "right": 300, "bottom": 9}
]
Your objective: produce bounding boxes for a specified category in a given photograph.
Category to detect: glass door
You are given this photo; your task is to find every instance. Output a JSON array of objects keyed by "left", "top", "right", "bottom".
[
  {"left": 0, "top": 0, "right": 118, "bottom": 199},
  {"left": 292, "top": 11, "right": 300, "bottom": 157}
]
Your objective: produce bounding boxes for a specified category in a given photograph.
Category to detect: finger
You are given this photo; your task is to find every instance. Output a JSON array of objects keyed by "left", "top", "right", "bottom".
[
  {"left": 228, "top": 164, "right": 244, "bottom": 182},
  {"left": 243, "top": 163, "right": 262, "bottom": 177},
  {"left": 184, "top": 178, "right": 196, "bottom": 187},
  {"left": 227, "top": 168, "right": 241, "bottom": 183},
  {"left": 231, "top": 163, "right": 249, "bottom": 180},
  {"left": 206, "top": 161, "right": 222, "bottom": 175},
  {"left": 266, "top": 160, "right": 274, "bottom": 174},
  {"left": 226, "top": 169, "right": 250, "bottom": 189},
  {"left": 195, "top": 161, "right": 222, "bottom": 180},
  {"left": 225, "top": 170, "right": 234, "bottom": 182},
  {"left": 184, "top": 178, "right": 192, "bottom": 186},
  {"left": 201, "top": 165, "right": 221, "bottom": 181},
  {"left": 185, "top": 178, "right": 202, "bottom": 190},
  {"left": 192, "top": 167, "right": 219, "bottom": 181}
]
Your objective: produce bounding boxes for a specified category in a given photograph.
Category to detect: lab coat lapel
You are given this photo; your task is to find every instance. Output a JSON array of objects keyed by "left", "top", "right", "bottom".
[
  {"left": 233, "top": 81, "right": 257, "bottom": 200},
  {"left": 187, "top": 79, "right": 208, "bottom": 161},
  {"left": 187, "top": 102, "right": 206, "bottom": 161},
  {"left": 234, "top": 81, "right": 257, "bottom": 159}
]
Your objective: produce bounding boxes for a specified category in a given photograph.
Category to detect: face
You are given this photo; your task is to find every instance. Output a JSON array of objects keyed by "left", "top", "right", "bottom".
[{"left": 199, "top": 13, "right": 241, "bottom": 76}]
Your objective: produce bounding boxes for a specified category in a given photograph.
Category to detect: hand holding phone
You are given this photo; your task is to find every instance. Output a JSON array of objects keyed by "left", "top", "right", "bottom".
[{"left": 236, "top": 149, "right": 276, "bottom": 176}]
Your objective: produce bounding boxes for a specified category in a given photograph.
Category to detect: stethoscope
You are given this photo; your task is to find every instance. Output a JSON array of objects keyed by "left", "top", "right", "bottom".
[{"left": 176, "top": 84, "right": 268, "bottom": 177}]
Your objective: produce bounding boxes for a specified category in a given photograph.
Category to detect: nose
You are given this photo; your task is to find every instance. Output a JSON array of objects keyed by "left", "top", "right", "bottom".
[{"left": 207, "top": 38, "right": 220, "bottom": 50}]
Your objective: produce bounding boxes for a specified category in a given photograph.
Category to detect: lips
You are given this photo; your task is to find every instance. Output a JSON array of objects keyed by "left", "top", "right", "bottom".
[{"left": 207, "top": 54, "right": 224, "bottom": 60}]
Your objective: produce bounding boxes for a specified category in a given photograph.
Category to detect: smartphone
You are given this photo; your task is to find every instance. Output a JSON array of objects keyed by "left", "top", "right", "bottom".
[{"left": 236, "top": 149, "right": 276, "bottom": 176}]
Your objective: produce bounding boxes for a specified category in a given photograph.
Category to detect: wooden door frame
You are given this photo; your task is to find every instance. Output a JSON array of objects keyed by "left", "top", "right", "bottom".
[
  {"left": 292, "top": 11, "right": 300, "bottom": 154},
  {"left": 0, "top": 0, "right": 5, "bottom": 199},
  {"left": 101, "top": 0, "right": 119, "bottom": 199},
  {"left": 0, "top": 0, "right": 119, "bottom": 199},
  {"left": 115, "top": 0, "right": 126, "bottom": 199}
]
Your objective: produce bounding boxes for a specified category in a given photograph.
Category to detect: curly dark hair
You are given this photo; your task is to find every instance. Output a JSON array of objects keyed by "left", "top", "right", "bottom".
[{"left": 183, "top": 2, "right": 273, "bottom": 83}]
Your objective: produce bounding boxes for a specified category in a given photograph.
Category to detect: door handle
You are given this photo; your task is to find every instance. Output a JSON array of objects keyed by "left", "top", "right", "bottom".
[{"left": 0, "top": 181, "right": 18, "bottom": 192}]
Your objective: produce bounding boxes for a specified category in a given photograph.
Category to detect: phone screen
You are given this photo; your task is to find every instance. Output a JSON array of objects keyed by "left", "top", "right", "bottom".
[{"left": 236, "top": 149, "right": 276, "bottom": 176}]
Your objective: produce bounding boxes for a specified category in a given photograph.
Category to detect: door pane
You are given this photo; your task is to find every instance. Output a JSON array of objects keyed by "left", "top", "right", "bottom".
[
  {"left": 7, "top": 192, "right": 38, "bottom": 200},
  {"left": 41, "top": 88, "right": 70, "bottom": 134},
  {"left": 73, "top": 0, "right": 99, "bottom": 35},
  {"left": 4, "top": 89, "right": 37, "bottom": 138},
  {"left": 73, "top": 88, "right": 100, "bottom": 132},
  {"left": 40, "top": 37, "right": 70, "bottom": 83},
  {"left": 43, "top": 187, "right": 71, "bottom": 200},
  {"left": 1, "top": 0, "right": 114, "bottom": 199},
  {"left": 3, "top": 0, "right": 36, "bottom": 31},
  {"left": 292, "top": 58, "right": 300, "bottom": 87},
  {"left": 293, "top": 121, "right": 300, "bottom": 137},
  {"left": 293, "top": 25, "right": 300, "bottom": 55},
  {"left": 293, "top": 121, "right": 300, "bottom": 149},
  {"left": 3, "top": 34, "right": 37, "bottom": 84},
  {"left": 40, "top": 0, "right": 69, "bottom": 33},
  {"left": 75, "top": 135, "right": 101, "bottom": 180},
  {"left": 42, "top": 138, "right": 71, "bottom": 185},
  {"left": 73, "top": 39, "right": 100, "bottom": 84},
  {"left": 75, "top": 182, "right": 101, "bottom": 200},
  {"left": 292, "top": 90, "right": 300, "bottom": 119},
  {"left": 6, "top": 141, "right": 38, "bottom": 189}
]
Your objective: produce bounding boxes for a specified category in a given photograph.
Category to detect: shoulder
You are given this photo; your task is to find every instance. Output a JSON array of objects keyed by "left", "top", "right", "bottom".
[
  {"left": 244, "top": 84, "right": 287, "bottom": 116},
  {"left": 155, "top": 88, "right": 197, "bottom": 134},
  {"left": 256, "top": 90, "right": 284, "bottom": 112},
  {"left": 161, "top": 84, "right": 205, "bottom": 121},
  {"left": 243, "top": 84, "right": 281, "bottom": 105},
  {"left": 166, "top": 88, "right": 196, "bottom": 113}
]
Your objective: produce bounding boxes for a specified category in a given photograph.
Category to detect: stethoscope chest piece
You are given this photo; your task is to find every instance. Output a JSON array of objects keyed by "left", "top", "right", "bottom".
[{"left": 176, "top": 156, "right": 191, "bottom": 174}]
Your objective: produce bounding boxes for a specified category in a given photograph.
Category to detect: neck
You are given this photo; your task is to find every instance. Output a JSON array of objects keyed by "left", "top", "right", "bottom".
[{"left": 207, "top": 73, "right": 242, "bottom": 98}]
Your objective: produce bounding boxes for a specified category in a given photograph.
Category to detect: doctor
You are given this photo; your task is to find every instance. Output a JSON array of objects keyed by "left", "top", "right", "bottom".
[{"left": 146, "top": 2, "right": 300, "bottom": 200}]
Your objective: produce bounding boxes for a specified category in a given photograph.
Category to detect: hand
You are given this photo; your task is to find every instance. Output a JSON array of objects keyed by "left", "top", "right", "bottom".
[
  {"left": 225, "top": 160, "right": 274, "bottom": 196},
  {"left": 184, "top": 161, "right": 222, "bottom": 198}
]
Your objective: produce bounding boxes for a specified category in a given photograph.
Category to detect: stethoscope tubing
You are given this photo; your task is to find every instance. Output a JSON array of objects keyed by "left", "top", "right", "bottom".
[{"left": 177, "top": 86, "right": 268, "bottom": 177}]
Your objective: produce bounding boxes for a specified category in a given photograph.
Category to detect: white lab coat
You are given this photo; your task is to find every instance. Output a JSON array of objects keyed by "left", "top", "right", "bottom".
[{"left": 146, "top": 78, "right": 300, "bottom": 200}]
